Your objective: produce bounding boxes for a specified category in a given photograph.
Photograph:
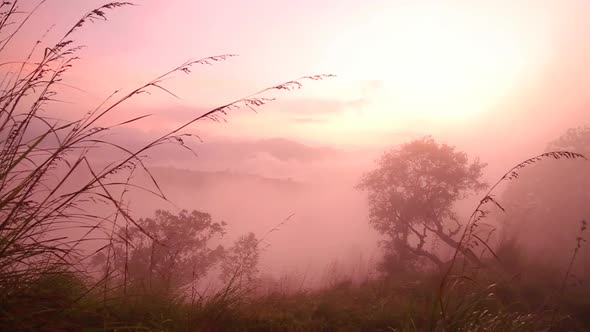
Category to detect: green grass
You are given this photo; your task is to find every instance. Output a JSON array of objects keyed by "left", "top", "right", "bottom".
[{"left": 2, "top": 259, "right": 588, "bottom": 332}]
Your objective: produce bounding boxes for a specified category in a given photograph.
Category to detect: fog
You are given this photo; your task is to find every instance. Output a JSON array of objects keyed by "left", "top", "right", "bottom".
[
  {"left": 89, "top": 124, "right": 589, "bottom": 284},
  {"left": 105, "top": 137, "right": 380, "bottom": 283},
  {"left": 3, "top": 1, "right": 590, "bottom": 329}
]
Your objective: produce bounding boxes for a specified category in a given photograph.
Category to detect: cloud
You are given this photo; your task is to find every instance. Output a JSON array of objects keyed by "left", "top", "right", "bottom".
[
  {"left": 88, "top": 127, "right": 343, "bottom": 173},
  {"left": 271, "top": 97, "right": 371, "bottom": 124},
  {"left": 278, "top": 98, "right": 359, "bottom": 115},
  {"left": 290, "top": 116, "right": 330, "bottom": 123},
  {"left": 270, "top": 80, "right": 384, "bottom": 122}
]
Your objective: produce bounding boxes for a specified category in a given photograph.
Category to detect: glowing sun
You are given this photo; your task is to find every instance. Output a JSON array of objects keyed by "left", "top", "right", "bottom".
[{"left": 318, "top": 3, "right": 535, "bottom": 122}]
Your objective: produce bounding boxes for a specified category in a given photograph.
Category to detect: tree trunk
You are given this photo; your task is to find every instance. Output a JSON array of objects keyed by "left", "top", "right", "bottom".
[
  {"left": 406, "top": 243, "right": 444, "bottom": 268},
  {"left": 434, "top": 229, "right": 481, "bottom": 265}
]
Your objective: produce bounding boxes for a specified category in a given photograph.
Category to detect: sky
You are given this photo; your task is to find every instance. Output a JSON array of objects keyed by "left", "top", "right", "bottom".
[
  {"left": 9, "top": 0, "right": 590, "bottom": 203},
  {"left": 9, "top": 0, "right": 590, "bottom": 153}
]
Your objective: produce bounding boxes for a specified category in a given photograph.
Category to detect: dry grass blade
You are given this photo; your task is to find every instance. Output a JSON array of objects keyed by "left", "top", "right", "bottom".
[{"left": 436, "top": 150, "right": 587, "bottom": 325}]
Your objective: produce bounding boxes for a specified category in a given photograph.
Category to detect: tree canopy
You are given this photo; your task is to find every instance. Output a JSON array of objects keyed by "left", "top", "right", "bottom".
[
  {"left": 93, "top": 209, "right": 226, "bottom": 294},
  {"left": 357, "top": 137, "right": 487, "bottom": 270}
]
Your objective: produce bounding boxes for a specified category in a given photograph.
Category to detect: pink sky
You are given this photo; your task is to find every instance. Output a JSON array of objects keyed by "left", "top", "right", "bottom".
[{"left": 8, "top": 0, "right": 590, "bottom": 152}]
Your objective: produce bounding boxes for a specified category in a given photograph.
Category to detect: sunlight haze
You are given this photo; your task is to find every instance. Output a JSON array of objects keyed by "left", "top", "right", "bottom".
[{"left": 2, "top": 1, "right": 590, "bottom": 329}]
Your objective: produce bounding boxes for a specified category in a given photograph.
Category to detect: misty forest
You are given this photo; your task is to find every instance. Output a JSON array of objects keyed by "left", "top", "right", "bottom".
[{"left": 1, "top": 1, "right": 590, "bottom": 331}]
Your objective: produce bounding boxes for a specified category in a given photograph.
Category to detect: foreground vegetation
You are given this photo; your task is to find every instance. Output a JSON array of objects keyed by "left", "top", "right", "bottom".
[{"left": 2, "top": 252, "right": 589, "bottom": 331}]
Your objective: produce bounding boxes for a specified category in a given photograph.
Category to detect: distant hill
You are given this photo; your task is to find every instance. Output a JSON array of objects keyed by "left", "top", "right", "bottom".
[
  {"left": 182, "top": 137, "right": 340, "bottom": 164},
  {"left": 149, "top": 167, "right": 308, "bottom": 193}
]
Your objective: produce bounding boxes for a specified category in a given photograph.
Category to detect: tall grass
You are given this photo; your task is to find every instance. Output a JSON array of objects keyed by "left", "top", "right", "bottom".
[
  {"left": 435, "top": 151, "right": 587, "bottom": 331},
  {"left": 0, "top": 1, "right": 332, "bottom": 329}
]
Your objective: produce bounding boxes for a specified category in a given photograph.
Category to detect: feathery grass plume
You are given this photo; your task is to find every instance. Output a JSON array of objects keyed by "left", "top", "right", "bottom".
[
  {"left": 549, "top": 219, "right": 587, "bottom": 329},
  {"left": 435, "top": 151, "right": 587, "bottom": 328}
]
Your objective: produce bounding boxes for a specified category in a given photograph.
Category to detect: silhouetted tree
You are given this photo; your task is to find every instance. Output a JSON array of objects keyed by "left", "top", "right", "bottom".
[
  {"left": 221, "top": 232, "right": 260, "bottom": 288},
  {"left": 357, "top": 137, "right": 487, "bottom": 270},
  {"left": 94, "top": 209, "right": 226, "bottom": 294}
]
